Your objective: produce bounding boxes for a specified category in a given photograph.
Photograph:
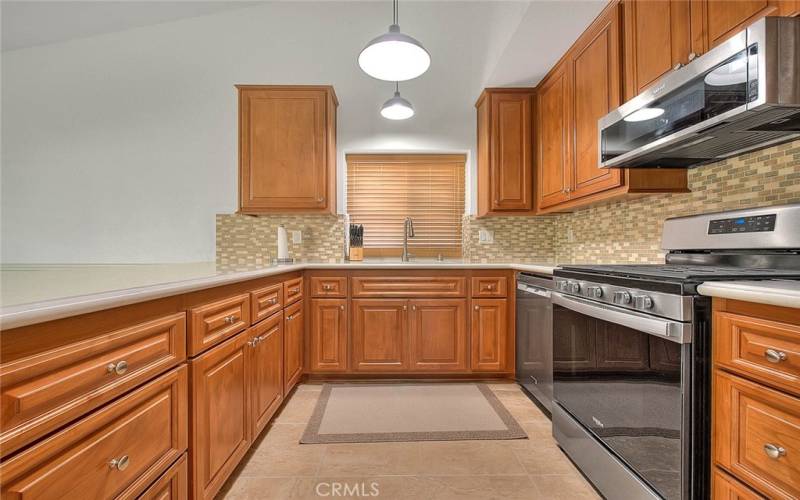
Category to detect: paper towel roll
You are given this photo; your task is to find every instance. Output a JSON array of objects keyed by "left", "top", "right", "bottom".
[{"left": 277, "top": 225, "right": 289, "bottom": 260}]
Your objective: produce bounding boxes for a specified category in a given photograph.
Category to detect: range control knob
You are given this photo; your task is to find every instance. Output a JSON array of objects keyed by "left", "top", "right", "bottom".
[
  {"left": 568, "top": 282, "right": 581, "bottom": 294},
  {"left": 586, "top": 286, "right": 603, "bottom": 298},
  {"left": 558, "top": 280, "right": 569, "bottom": 291},
  {"left": 634, "top": 295, "right": 654, "bottom": 310},
  {"left": 613, "top": 291, "right": 632, "bottom": 305}
]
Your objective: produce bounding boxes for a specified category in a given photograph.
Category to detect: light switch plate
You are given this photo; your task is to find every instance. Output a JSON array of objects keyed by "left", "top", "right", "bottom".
[
  {"left": 479, "top": 229, "right": 494, "bottom": 244},
  {"left": 291, "top": 230, "right": 302, "bottom": 244}
]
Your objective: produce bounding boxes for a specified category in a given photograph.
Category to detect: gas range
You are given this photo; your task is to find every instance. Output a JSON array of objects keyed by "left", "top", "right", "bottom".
[{"left": 550, "top": 204, "right": 800, "bottom": 500}]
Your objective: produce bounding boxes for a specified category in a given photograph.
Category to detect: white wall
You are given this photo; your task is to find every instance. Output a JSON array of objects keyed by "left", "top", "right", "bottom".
[{"left": 1, "top": 1, "right": 526, "bottom": 263}]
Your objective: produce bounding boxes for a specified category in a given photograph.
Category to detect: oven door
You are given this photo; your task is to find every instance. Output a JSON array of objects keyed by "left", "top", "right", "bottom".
[{"left": 552, "top": 292, "right": 692, "bottom": 500}]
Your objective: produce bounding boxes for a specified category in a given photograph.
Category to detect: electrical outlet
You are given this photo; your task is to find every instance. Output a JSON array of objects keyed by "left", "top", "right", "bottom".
[
  {"left": 291, "top": 230, "right": 302, "bottom": 244},
  {"left": 478, "top": 229, "right": 494, "bottom": 244},
  {"left": 566, "top": 227, "right": 575, "bottom": 243}
]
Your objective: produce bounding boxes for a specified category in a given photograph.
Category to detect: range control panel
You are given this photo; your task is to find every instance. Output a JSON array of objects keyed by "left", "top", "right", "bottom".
[{"left": 708, "top": 214, "right": 776, "bottom": 234}]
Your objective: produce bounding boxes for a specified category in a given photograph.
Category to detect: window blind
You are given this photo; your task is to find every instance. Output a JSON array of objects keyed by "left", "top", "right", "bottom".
[{"left": 346, "top": 154, "right": 466, "bottom": 256}]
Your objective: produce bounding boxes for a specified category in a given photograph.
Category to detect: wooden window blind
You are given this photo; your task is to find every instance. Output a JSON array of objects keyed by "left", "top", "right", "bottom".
[{"left": 346, "top": 154, "right": 466, "bottom": 257}]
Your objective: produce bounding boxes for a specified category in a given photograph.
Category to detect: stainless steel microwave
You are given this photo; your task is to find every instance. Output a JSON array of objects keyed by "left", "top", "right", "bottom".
[{"left": 599, "top": 17, "right": 800, "bottom": 168}]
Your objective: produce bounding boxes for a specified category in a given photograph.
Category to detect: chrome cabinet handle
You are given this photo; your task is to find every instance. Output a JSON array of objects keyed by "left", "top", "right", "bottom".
[
  {"left": 474, "top": 305, "right": 479, "bottom": 311},
  {"left": 764, "top": 443, "right": 786, "bottom": 459},
  {"left": 286, "top": 314, "right": 293, "bottom": 321},
  {"left": 269, "top": 298, "right": 278, "bottom": 305},
  {"left": 224, "top": 315, "right": 237, "bottom": 324},
  {"left": 107, "top": 360, "right": 128, "bottom": 375},
  {"left": 688, "top": 52, "right": 697, "bottom": 61},
  {"left": 109, "top": 455, "right": 130, "bottom": 471},
  {"left": 403, "top": 305, "right": 407, "bottom": 311},
  {"left": 323, "top": 284, "right": 332, "bottom": 290},
  {"left": 340, "top": 305, "right": 345, "bottom": 310},
  {"left": 317, "top": 197, "right": 324, "bottom": 202},
  {"left": 412, "top": 305, "right": 417, "bottom": 311},
  {"left": 765, "top": 349, "right": 787, "bottom": 363},
  {"left": 247, "top": 338, "right": 258, "bottom": 347}
]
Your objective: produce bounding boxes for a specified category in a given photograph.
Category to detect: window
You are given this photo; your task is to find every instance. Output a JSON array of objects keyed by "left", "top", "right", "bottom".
[{"left": 346, "top": 154, "right": 466, "bottom": 257}]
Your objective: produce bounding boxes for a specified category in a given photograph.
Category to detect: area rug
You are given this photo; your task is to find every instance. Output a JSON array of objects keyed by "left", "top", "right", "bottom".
[{"left": 300, "top": 382, "right": 527, "bottom": 444}]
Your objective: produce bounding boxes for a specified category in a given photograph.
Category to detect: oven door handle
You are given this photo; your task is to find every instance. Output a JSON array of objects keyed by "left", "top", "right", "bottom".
[{"left": 552, "top": 292, "right": 692, "bottom": 344}]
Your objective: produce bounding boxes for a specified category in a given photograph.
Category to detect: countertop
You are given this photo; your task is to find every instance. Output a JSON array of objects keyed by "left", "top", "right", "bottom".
[
  {"left": 697, "top": 280, "right": 800, "bottom": 309},
  {"left": 0, "top": 261, "right": 558, "bottom": 330}
]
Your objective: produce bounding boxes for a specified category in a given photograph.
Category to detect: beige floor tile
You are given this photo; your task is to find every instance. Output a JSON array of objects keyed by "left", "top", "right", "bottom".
[
  {"left": 417, "top": 475, "right": 541, "bottom": 500},
  {"left": 512, "top": 445, "right": 579, "bottom": 475},
  {"left": 237, "top": 430, "right": 326, "bottom": 477},
  {"left": 530, "top": 473, "right": 602, "bottom": 500},
  {"left": 274, "top": 391, "right": 320, "bottom": 424},
  {"left": 220, "top": 476, "right": 299, "bottom": 500},
  {"left": 292, "top": 476, "right": 427, "bottom": 500},
  {"left": 318, "top": 442, "right": 422, "bottom": 476},
  {"left": 418, "top": 441, "right": 526, "bottom": 475}
]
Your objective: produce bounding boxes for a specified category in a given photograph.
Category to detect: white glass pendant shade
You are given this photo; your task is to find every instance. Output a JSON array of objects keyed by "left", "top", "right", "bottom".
[
  {"left": 359, "top": 24, "right": 430, "bottom": 81},
  {"left": 380, "top": 88, "right": 414, "bottom": 120}
]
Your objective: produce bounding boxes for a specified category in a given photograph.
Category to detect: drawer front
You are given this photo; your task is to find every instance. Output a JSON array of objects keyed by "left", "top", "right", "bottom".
[
  {"left": 283, "top": 277, "right": 304, "bottom": 306},
  {"left": 189, "top": 294, "right": 250, "bottom": 356},
  {"left": 471, "top": 277, "right": 507, "bottom": 297},
  {"left": 351, "top": 276, "right": 466, "bottom": 297},
  {"left": 713, "top": 467, "right": 765, "bottom": 499},
  {"left": 137, "top": 453, "right": 187, "bottom": 500},
  {"left": 0, "top": 366, "right": 188, "bottom": 500},
  {"left": 714, "top": 371, "right": 800, "bottom": 499},
  {"left": 251, "top": 283, "right": 283, "bottom": 324},
  {"left": 0, "top": 313, "right": 186, "bottom": 459},
  {"left": 310, "top": 277, "right": 347, "bottom": 297},
  {"left": 715, "top": 311, "right": 800, "bottom": 397}
]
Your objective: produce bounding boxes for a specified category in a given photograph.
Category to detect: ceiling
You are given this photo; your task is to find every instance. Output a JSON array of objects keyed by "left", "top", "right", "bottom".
[{"left": 1, "top": 0, "right": 605, "bottom": 87}]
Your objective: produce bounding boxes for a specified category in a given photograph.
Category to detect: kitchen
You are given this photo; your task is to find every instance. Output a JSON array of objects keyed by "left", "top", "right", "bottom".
[{"left": 1, "top": 0, "right": 799, "bottom": 499}]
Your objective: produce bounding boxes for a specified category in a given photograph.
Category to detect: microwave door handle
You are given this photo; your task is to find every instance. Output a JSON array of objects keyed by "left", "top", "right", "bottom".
[
  {"left": 517, "top": 283, "right": 551, "bottom": 298},
  {"left": 552, "top": 292, "right": 692, "bottom": 344}
]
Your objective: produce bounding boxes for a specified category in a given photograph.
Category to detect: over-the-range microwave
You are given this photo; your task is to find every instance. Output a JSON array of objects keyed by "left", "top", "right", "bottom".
[{"left": 599, "top": 16, "right": 800, "bottom": 168}]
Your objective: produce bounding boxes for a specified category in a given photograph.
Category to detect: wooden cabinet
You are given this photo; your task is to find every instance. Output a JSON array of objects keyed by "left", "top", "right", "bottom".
[
  {"left": 138, "top": 454, "right": 188, "bottom": 500},
  {"left": 409, "top": 299, "right": 468, "bottom": 371},
  {"left": 309, "top": 298, "right": 348, "bottom": 372},
  {"left": 251, "top": 283, "right": 283, "bottom": 324},
  {"left": 188, "top": 294, "right": 250, "bottom": 356},
  {"left": 471, "top": 299, "right": 509, "bottom": 372},
  {"left": 623, "top": 0, "right": 692, "bottom": 100},
  {"left": 283, "top": 277, "right": 304, "bottom": 306},
  {"left": 536, "top": 60, "right": 572, "bottom": 210},
  {"left": 189, "top": 334, "right": 250, "bottom": 500},
  {"left": 471, "top": 276, "right": 507, "bottom": 297},
  {"left": 692, "top": 0, "right": 798, "bottom": 54},
  {"left": 351, "top": 276, "right": 466, "bottom": 298},
  {"left": 0, "top": 366, "right": 187, "bottom": 500},
  {"left": 284, "top": 300, "right": 304, "bottom": 393},
  {"left": 310, "top": 276, "right": 347, "bottom": 297},
  {"left": 351, "top": 299, "right": 409, "bottom": 371},
  {"left": 712, "top": 298, "right": 800, "bottom": 500},
  {"left": 713, "top": 467, "right": 765, "bottom": 499},
  {"left": 248, "top": 312, "right": 284, "bottom": 439},
  {"left": 237, "top": 85, "right": 337, "bottom": 214},
  {"left": 475, "top": 88, "right": 536, "bottom": 216}
]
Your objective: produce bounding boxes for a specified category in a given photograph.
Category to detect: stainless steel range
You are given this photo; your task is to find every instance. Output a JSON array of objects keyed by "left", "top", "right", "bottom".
[{"left": 551, "top": 204, "right": 800, "bottom": 500}]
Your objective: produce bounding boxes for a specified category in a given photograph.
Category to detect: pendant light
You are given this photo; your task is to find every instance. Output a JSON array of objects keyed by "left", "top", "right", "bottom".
[
  {"left": 358, "top": 0, "right": 430, "bottom": 82},
  {"left": 380, "top": 82, "right": 414, "bottom": 120}
]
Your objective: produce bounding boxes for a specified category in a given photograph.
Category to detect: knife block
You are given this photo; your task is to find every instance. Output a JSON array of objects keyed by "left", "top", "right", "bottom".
[{"left": 349, "top": 247, "right": 363, "bottom": 261}]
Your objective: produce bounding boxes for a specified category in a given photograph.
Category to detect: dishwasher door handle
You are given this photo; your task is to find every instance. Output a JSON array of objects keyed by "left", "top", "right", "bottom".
[{"left": 517, "top": 283, "right": 551, "bottom": 298}]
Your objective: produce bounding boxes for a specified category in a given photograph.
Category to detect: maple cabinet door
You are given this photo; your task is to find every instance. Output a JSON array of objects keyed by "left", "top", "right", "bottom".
[
  {"left": 249, "top": 313, "right": 284, "bottom": 439},
  {"left": 408, "top": 299, "right": 468, "bottom": 371},
  {"left": 536, "top": 61, "right": 572, "bottom": 210},
  {"left": 284, "top": 300, "right": 304, "bottom": 393},
  {"left": 309, "top": 298, "right": 348, "bottom": 372},
  {"left": 470, "top": 299, "right": 509, "bottom": 372},
  {"left": 351, "top": 299, "right": 409, "bottom": 372}
]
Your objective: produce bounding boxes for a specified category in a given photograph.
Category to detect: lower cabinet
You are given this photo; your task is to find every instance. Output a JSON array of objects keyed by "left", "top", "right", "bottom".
[
  {"left": 284, "top": 300, "right": 304, "bottom": 394},
  {"left": 351, "top": 299, "right": 409, "bottom": 371},
  {"left": 249, "top": 312, "right": 284, "bottom": 439},
  {"left": 471, "top": 298, "right": 509, "bottom": 372},
  {"left": 139, "top": 453, "right": 188, "bottom": 500},
  {"left": 310, "top": 298, "right": 348, "bottom": 372},
  {"left": 409, "top": 299, "right": 468, "bottom": 371},
  {"left": 190, "top": 334, "right": 250, "bottom": 500}
]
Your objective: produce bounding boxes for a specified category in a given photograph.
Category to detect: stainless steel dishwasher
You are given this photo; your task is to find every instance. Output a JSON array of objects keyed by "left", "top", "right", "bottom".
[{"left": 515, "top": 272, "right": 553, "bottom": 414}]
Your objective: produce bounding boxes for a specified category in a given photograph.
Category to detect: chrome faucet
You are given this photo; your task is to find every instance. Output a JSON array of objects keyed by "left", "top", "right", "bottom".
[{"left": 401, "top": 217, "right": 415, "bottom": 262}]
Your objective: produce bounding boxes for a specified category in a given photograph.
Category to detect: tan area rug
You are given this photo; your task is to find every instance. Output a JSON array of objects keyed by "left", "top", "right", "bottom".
[{"left": 300, "top": 383, "right": 527, "bottom": 444}]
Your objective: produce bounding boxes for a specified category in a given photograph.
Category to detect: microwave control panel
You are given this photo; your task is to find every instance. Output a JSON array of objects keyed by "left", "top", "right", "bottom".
[{"left": 708, "top": 214, "right": 776, "bottom": 234}]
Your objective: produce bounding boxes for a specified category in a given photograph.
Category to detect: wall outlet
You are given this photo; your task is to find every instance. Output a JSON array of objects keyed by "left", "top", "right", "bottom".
[
  {"left": 478, "top": 229, "right": 494, "bottom": 244},
  {"left": 291, "top": 230, "right": 302, "bottom": 244},
  {"left": 566, "top": 227, "right": 575, "bottom": 243}
]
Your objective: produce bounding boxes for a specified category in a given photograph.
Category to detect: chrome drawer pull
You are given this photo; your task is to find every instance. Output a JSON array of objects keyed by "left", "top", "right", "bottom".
[
  {"left": 109, "top": 455, "right": 130, "bottom": 471},
  {"left": 107, "top": 360, "right": 128, "bottom": 375},
  {"left": 247, "top": 338, "right": 258, "bottom": 347},
  {"left": 765, "top": 349, "right": 787, "bottom": 363},
  {"left": 764, "top": 443, "right": 786, "bottom": 459},
  {"left": 269, "top": 298, "right": 278, "bottom": 305},
  {"left": 223, "top": 315, "right": 237, "bottom": 324}
]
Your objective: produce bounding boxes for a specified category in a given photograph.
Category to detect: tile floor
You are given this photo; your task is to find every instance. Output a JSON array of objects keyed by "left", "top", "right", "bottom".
[{"left": 218, "top": 382, "right": 601, "bottom": 499}]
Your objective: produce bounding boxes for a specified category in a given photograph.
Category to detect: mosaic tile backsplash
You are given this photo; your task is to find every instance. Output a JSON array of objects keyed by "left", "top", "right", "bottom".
[{"left": 216, "top": 139, "right": 800, "bottom": 267}]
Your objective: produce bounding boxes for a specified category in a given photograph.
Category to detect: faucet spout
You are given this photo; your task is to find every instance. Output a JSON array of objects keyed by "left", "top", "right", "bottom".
[{"left": 401, "top": 217, "right": 415, "bottom": 262}]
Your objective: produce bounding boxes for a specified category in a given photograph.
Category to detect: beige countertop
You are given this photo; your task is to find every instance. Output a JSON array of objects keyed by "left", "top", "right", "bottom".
[
  {"left": 0, "top": 260, "right": 558, "bottom": 330},
  {"left": 697, "top": 280, "right": 800, "bottom": 309}
]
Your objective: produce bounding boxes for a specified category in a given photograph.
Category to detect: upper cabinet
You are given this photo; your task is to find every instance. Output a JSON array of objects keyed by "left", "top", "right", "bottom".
[
  {"left": 535, "top": 0, "right": 688, "bottom": 214},
  {"left": 691, "top": 0, "right": 799, "bottom": 53},
  {"left": 237, "top": 85, "right": 337, "bottom": 214},
  {"left": 475, "top": 88, "right": 536, "bottom": 217}
]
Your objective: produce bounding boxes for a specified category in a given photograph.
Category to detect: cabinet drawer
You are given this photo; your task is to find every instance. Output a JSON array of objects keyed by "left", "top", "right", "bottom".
[
  {"left": 715, "top": 311, "right": 800, "bottom": 397},
  {"left": 0, "top": 366, "right": 188, "bottom": 500},
  {"left": 189, "top": 294, "right": 250, "bottom": 356},
  {"left": 351, "top": 276, "right": 466, "bottom": 297},
  {"left": 713, "top": 467, "right": 765, "bottom": 499},
  {"left": 138, "top": 453, "right": 187, "bottom": 500},
  {"left": 714, "top": 371, "right": 800, "bottom": 499},
  {"left": 283, "top": 277, "right": 304, "bottom": 306},
  {"left": 251, "top": 283, "right": 283, "bottom": 324},
  {"left": 471, "top": 277, "right": 507, "bottom": 297},
  {"left": 310, "top": 276, "right": 347, "bottom": 297},
  {"left": 0, "top": 313, "right": 186, "bottom": 459}
]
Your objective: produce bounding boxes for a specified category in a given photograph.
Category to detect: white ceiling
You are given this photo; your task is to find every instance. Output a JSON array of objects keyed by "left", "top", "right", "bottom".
[{"left": 1, "top": 0, "right": 605, "bottom": 87}]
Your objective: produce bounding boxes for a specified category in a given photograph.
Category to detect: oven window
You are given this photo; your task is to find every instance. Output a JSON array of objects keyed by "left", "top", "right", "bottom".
[
  {"left": 601, "top": 45, "right": 756, "bottom": 164},
  {"left": 553, "top": 305, "right": 686, "bottom": 500}
]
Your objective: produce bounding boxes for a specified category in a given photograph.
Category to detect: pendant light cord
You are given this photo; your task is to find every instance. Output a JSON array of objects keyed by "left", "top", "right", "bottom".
[{"left": 393, "top": 0, "right": 398, "bottom": 25}]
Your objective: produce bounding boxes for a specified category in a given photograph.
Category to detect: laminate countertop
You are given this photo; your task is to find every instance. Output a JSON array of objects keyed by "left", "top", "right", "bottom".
[
  {"left": 0, "top": 261, "right": 558, "bottom": 330},
  {"left": 697, "top": 280, "right": 800, "bottom": 309}
]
